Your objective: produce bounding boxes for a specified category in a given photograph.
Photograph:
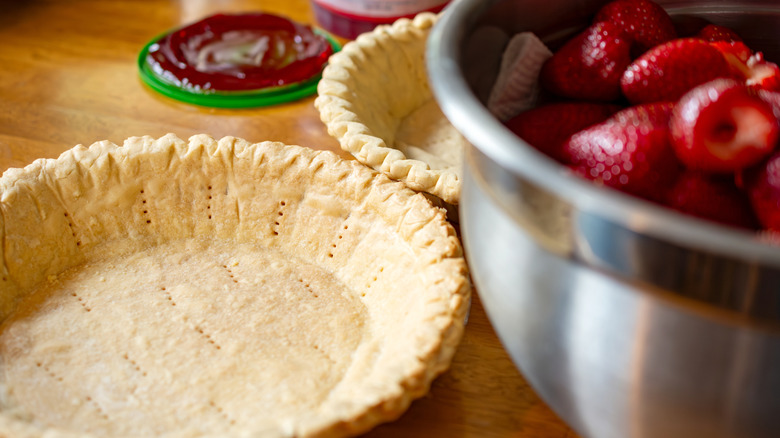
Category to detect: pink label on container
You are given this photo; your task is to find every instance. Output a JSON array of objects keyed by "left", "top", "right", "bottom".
[{"left": 313, "top": 0, "right": 448, "bottom": 18}]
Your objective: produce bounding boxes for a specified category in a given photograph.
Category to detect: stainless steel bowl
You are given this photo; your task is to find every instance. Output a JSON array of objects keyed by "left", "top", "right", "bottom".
[{"left": 427, "top": 1, "right": 780, "bottom": 437}]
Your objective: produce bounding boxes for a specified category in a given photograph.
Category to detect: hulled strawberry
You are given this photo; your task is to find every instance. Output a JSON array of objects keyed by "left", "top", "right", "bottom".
[
  {"left": 746, "top": 152, "right": 780, "bottom": 230},
  {"left": 540, "top": 21, "right": 632, "bottom": 102},
  {"left": 737, "top": 54, "right": 780, "bottom": 92},
  {"left": 711, "top": 41, "right": 780, "bottom": 92},
  {"left": 746, "top": 53, "right": 780, "bottom": 92},
  {"left": 670, "top": 79, "right": 779, "bottom": 173},
  {"left": 711, "top": 40, "right": 752, "bottom": 76},
  {"left": 665, "top": 171, "right": 758, "bottom": 229},
  {"left": 564, "top": 102, "right": 681, "bottom": 201},
  {"left": 621, "top": 38, "right": 738, "bottom": 104},
  {"left": 594, "top": 0, "right": 677, "bottom": 55},
  {"left": 504, "top": 102, "right": 623, "bottom": 162}
]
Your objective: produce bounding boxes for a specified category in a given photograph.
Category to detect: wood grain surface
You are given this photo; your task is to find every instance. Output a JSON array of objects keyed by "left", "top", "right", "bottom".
[{"left": 0, "top": 1, "right": 578, "bottom": 436}]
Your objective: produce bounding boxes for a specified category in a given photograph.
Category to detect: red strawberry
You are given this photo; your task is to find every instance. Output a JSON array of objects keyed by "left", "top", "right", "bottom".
[
  {"left": 665, "top": 171, "right": 758, "bottom": 229},
  {"left": 746, "top": 152, "right": 780, "bottom": 230},
  {"left": 621, "top": 38, "right": 738, "bottom": 104},
  {"left": 757, "top": 89, "right": 780, "bottom": 120},
  {"left": 747, "top": 54, "right": 780, "bottom": 92},
  {"left": 697, "top": 24, "right": 742, "bottom": 43},
  {"left": 540, "top": 21, "right": 632, "bottom": 102},
  {"left": 712, "top": 41, "right": 780, "bottom": 92},
  {"left": 594, "top": 0, "right": 677, "bottom": 56},
  {"left": 670, "top": 79, "right": 779, "bottom": 173},
  {"left": 504, "top": 102, "right": 623, "bottom": 163},
  {"left": 564, "top": 102, "right": 681, "bottom": 201},
  {"left": 710, "top": 40, "right": 752, "bottom": 76}
]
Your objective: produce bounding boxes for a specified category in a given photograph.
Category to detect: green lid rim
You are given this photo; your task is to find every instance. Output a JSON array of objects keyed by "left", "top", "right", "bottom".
[{"left": 137, "top": 28, "right": 341, "bottom": 108}]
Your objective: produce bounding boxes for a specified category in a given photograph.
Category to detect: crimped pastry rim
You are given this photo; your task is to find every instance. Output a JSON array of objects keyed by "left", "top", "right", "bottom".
[
  {"left": 0, "top": 134, "right": 471, "bottom": 438},
  {"left": 315, "top": 13, "right": 462, "bottom": 205}
]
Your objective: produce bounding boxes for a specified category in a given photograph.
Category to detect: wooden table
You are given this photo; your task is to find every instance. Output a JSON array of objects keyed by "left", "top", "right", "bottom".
[{"left": 0, "top": 1, "right": 578, "bottom": 436}]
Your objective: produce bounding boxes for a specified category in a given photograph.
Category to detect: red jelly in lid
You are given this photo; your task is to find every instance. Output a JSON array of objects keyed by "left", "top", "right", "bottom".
[{"left": 138, "top": 12, "right": 340, "bottom": 108}]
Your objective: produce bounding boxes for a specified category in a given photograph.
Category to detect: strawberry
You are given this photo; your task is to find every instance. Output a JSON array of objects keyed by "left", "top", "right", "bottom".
[
  {"left": 564, "top": 102, "right": 681, "bottom": 201},
  {"left": 540, "top": 21, "right": 632, "bottom": 102},
  {"left": 594, "top": 0, "right": 677, "bottom": 56},
  {"left": 621, "top": 38, "right": 738, "bottom": 104},
  {"left": 734, "top": 52, "right": 780, "bottom": 92},
  {"left": 757, "top": 89, "right": 780, "bottom": 120},
  {"left": 712, "top": 41, "right": 780, "bottom": 92},
  {"left": 697, "top": 24, "right": 742, "bottom": 43},
  {"left": 665, "top": 171, "right": 758, "bottom": 229},
  {"left": 745, "top": 152, "right": 780, "bottom": 230},
  {"left": 669, "top": 79, "right": 779, "bottom": 173},
  {"left": 504, "top": 102, "right": 623, "bottom": 163},
  {"left": 745, "top": 53, "right": 780, "bottom": 92},
  {"left": 711, "top": 40, "right": 752, "bottom": 61},
  {"left": 710, "top": 40, "right": 752, "bottom": 76}
]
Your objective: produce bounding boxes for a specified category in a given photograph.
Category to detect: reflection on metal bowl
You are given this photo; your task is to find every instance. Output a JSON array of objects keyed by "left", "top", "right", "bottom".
[{"left": 427, "top": 1, "right": 780, "bottom": 437}]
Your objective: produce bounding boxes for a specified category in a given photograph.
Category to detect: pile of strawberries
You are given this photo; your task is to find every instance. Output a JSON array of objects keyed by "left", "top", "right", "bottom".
[{"left": 506, "top": 0, "right": 780, "bottom": 232}]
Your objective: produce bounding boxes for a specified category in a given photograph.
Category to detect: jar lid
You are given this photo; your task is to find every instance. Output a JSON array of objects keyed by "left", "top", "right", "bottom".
[{"left": 137, "top": 13, "right": 341, "bottom": 108}]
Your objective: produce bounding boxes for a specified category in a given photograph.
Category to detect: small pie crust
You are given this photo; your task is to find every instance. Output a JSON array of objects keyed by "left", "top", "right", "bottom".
[
  {"left": 0, "top": 134, "right": 470, "bottom": 438},
  {"left": 315, "top": 13, "right": 467, "bottom": 205}
]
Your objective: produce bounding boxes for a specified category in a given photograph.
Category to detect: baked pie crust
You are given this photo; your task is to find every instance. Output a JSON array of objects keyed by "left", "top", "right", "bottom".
[
  {"left": 315, "top": 13, "right": 467, "bottom": 205},
  {"left": 0, "top": 134, "right": 470, "bottom": 437}
]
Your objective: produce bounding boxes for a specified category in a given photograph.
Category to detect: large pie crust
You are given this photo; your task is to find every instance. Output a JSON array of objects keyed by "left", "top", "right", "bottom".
[
  {"left": 315, "top": 13, "right": 467, "bottom": 205},
  {"left": 0, "top": 134, "right": 470, "bottom": 437}
]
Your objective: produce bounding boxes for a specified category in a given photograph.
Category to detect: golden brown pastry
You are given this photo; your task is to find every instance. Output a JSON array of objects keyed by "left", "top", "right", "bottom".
[
  {"left": 0, "top": 134, "right": 470, "bottom": 437},
  {"left": 315, "top": 13, "right": 467, "bottom": 205}
]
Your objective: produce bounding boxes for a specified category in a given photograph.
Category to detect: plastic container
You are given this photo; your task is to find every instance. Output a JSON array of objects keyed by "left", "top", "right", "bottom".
[
  {"left": 310, "top": 0, "right": 449, "bottom": 39},
  {"left": 137, "top": 12, "right": 341, "bottom": 108}
]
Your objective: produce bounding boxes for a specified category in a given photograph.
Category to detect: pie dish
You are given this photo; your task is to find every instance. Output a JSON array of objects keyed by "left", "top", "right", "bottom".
[
  {"left": 315, "top": 12, "right": 467, "bottom": 205},
  {"left": 0, "top": 134, "right": 470, "bottom": 437}
]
